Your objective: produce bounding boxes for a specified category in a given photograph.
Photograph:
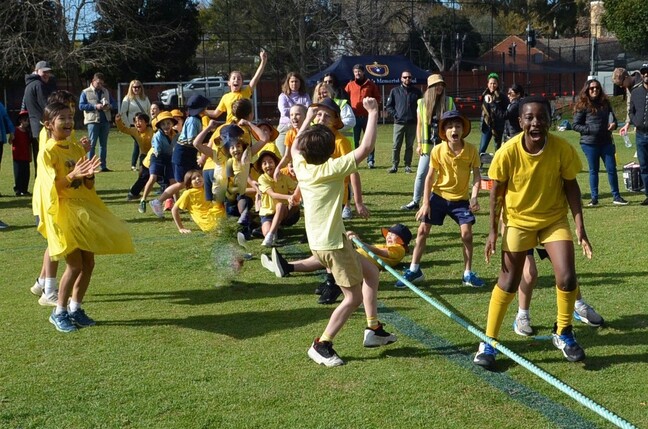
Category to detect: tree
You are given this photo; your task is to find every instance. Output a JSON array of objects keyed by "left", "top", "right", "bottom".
[{"left": 603, "top": 0, "right": 648, "bottom": 55}]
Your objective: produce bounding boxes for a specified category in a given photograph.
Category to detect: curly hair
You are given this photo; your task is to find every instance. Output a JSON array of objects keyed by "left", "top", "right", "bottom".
[{"left": 574, "top": 79, "right": 610, "bottom": 114}]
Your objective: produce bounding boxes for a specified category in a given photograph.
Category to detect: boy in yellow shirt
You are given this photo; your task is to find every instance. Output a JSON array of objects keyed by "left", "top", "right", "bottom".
[
  {"left": 115, "top": 112, "right": 153, "bottom": 200},
  {"left": 397, "top": 110, "right": 484, "bottom": 288},
  {"left": 474, "top": 96, "right": 592, "bottom": 369}
]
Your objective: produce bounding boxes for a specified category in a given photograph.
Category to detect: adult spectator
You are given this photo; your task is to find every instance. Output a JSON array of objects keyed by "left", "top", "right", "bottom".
[
  {"left": 385, "top": 70, "right": 422, "bottom": 173},
  {"left": 628, "top": 63, "right": 648, "bottom": 206},
  {"left": 614, "top": 67, "right": 643, "bottom": 136},
  {"left": 276, "top": 72, "right": 311, "bottom": 155},
  {"left": 322, "top": 73, "right": 347, "bottom": 100},
  {"left": 345, "top": 64, "right": 381, "bottom": 168},
  {"left": 478, "top": 72, "right": 508, "bottom": 155},
  {"left": 503, "top": 84, "right": 524, "bottom": 141},
  {"left": 573, "top": 78, "right": 627, "bottom": 206},
  {"left": 23, "top": 60, "right": 56, "bottom": 173},
  {"left": 0, "top": 101, "right": 15, "bottom": 200},
  {"left": 120, "top": 80, "right": 151, "bottom": 171},
  {"left": 80, "top": 72, "right": 117, "bottom": 172}
]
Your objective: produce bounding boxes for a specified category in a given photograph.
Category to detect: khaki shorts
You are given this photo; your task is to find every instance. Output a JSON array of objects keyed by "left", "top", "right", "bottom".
[
  {"left": 502, "top": 217, "right": 573, "bottom": 252},
  {"left": 312, "top": 235, "right": 363, "bottom": 287}
]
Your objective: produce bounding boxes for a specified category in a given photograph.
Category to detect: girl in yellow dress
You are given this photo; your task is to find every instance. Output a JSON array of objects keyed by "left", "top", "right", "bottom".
[{"left": 39, "top": 102, "right": 134, "bottom": 332}]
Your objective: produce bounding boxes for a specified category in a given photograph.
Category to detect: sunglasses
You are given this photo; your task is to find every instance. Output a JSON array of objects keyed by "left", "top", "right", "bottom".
[
  {"left": 402, "top": 76, "right": 412, "bottom": 80},
  {"left": 588, "top": 86, "right": 600, "bottom": 91},
  {"left": 133, "top": 85, "right": 142, "bottom": 89}
]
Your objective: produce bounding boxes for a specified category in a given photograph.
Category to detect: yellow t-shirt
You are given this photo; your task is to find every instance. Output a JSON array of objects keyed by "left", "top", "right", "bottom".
[
  {"left": 216, "top": 87, "right": 253, "bottom": 124},
  {"left": 332, "top": 130, "right": 353, "bottom": 159},
  {"left": 115, "top": 118, "right": 153, "bottom": 153},
  {"left": 294, "top": 152, "right": 357, "bottom": 250},
  {"left": 258, "top": 172, "right": 297, "bottom": 216},
  {"left": 285, "top": 127, "right": 298, "bottom": 150},
  {"left": 356, "top": 244, "right": 406, "bottom": 268},
  {"left": 488, "top": 132, "right": 582, "bottom": 230},
  {"left": 175, "top": 187, "right": 225, "bottom": 232},
  {"left": 430, "top": 141, "right": 479, "bottom": 201}
]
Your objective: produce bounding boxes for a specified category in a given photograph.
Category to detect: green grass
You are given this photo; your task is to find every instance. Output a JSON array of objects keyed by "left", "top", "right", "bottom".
[{"left": 0, "top": 125, "right": 646, "bottom": 429}]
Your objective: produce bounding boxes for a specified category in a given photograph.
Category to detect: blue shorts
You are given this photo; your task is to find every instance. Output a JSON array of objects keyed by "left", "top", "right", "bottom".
[
  {"left": 225, "top": 195, "right": 253, "bottom": 217},
  {"left": 261, "top": 209, "right": 300, "bottom": 227},
  {"left": 149, "top": 154, "right": 174, "bottom": 182},
  {"left": 423, "top": 193, "right": 475, "bottom": 226},
  {"left": 173, "top": 161, "right": 198, "bottom": 183},
  {"left": 203, "top": 169, "right": 214, "bottom": 201}
]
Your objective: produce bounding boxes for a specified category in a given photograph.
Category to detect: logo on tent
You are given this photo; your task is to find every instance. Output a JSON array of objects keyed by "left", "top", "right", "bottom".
[{"left": 366, "top": 62, "right": 389, "bottom": 77}]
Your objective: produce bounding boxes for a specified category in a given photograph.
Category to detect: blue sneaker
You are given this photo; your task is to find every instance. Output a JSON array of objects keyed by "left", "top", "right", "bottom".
[
  {"left": 395, "top": 268, "right": 425, "bottom": 288},
  {"left": 462, "top": 271, "right": 485, "bottom": 288},
  {"left": 49, "top": 310, "right": 77, "bottom": 333},
  {"left": 552, "top": 324, "right": 585, "bottom": 362},
  {"left": 69, "top": 308, "right": 96, "bottom": 328},
  {"left": 473, "top": 342, "right": 497, "bottom": 369}
]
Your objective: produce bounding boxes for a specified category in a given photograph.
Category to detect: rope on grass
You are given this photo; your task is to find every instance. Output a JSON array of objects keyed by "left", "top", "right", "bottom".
[{"left": 351, "top": 237, "right": 637, "bottom": 429}]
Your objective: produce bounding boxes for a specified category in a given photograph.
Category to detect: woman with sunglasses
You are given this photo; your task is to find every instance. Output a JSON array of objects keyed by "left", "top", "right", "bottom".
[
  {"left": 573, "top": 78, "right": 628, "bottom": 206},
  {"left": 120, "top": 80, "right": 151, "bottom": 171}
]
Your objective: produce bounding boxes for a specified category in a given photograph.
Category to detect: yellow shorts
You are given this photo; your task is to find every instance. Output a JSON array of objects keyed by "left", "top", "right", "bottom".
[
  {"left": 312, "top": 235, "right": 363, "bottom": 287},
  {"left": 502, "top": 217, "right": 573, "bottom": 252}
]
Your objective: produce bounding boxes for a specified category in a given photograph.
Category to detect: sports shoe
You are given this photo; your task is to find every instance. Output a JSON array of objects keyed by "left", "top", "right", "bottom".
[
  {"left": 0, "top": 220, "right": 9, "bottom": 229},
  {"left": 363, "top": 323, "right": 397, "bottom": 347},
  {"left": 642, "top": 198, "right": 648, "bottom": 206},
  {"left": 131, "top": 165, "right": 137, "bottom": 171},
  {"left": 462, "top": 271, "right": 485, "bottom": 288},
  {"left": 150, "top": 199, "right": 164, "bottom": 218},
  {"left": 318, "top": 282, "right": 342, "bottom": 304},
  {"left": 69, "top": 308, "right": 96, "bottom": 328},
  {"left": 308, "top": 339, "right": 344, "bottom": 367},
  {"left": 400, "top": 200, "right": 419, "bottom": 211},
  {"left": 262, "top": 234, "right": 276, "bottom": 247},
  {"left": 387, "top": 166, "right": 397, "bottom": 173},
  {"left": 271, "top": 248, "right": 290, "bottom": 278},
  {"left": 38, "top": 293, "right": 58, "bottom": 307},
  {"left": 164, "top": 198, "right": 174, "bottom": 211},
  {"left": 612, "top": 197, "right": 629, "bottom": 205},
  {"left": 404, "top": 166, "right": 412, "bottom": 174},
  {"left": 49, "top": 310, "right": 77, "bottom": 333},
  {"left": 315, "top": 277, "right": 334, "bottom": 295},
  {"left": 127, "top": 192, "right": 139, "bottom": 201},
  {"left": 587, "top": 199, "right": 598, "bottom": 207},
  {"left": 473, "top": 342, "right": 497, "bottom": 369},
  {"left": 138, "top": 200, "right": 147, "bottom": 213},
  {"left": 395, "top": 268, "right": 425, "bottom": 288},
  {"left": 342, "top": 206, "right": 353, "bottom": 220},
  {"left": 573, "top": 303, "right": 604, "bottom": 327},
  {"left": 237, "top": 232, "right": 248, "bottom": 249},
  {"left": 552, "top": 324, "right": 585, "bottom": 362},
  {"left": 513, "top": 314, "right": 535, "bottom": 336},
  {"left": 260, "top": 254, "right": 276, "bottom": 274},
  {"left": 367, "top": 161, "right": 375, "bottom": 169},
  {"left": 31, "top": 279, "right": 44, "bottom": 296}
]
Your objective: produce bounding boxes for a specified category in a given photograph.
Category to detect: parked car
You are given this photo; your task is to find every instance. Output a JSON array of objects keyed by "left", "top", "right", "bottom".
[{"left": 159, "top": 76, "right": 228, "bottom": 108}]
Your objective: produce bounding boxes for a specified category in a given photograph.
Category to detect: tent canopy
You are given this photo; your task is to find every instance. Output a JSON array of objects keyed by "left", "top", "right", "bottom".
[{"left": 307, "top": 55, "right": 430, "bottom": 87}]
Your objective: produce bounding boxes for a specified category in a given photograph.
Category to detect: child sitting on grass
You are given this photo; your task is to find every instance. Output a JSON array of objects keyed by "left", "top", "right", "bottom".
[{"left": 171, "top": 169, "right": 225, "bottom": 233}]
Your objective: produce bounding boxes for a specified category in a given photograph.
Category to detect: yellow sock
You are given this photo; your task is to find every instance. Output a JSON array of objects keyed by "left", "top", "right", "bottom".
[
  {"left": 556, "top": 286, "right": 578, "bottom": 334},
  {"left": 485, "top": 285, "right": 516, "bottom": 338},
  {"left": 320, "top": 332, "right": 334, "bottom": 343},
  {"left": 366, "top": 316, "right": 379, "bottom": 329}
]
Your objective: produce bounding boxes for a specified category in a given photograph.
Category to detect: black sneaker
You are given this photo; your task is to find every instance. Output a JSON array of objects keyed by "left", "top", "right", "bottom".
[
  {"left": 552, "top": 324, "right": 585, "bottom": 362},
  {"left": 271, "top": 248, "right": 290, "bottom": 278},
  {"left": 587, "top": 199, "right": 598, "bottom": 207},
  {"left": 642, "top": 198, "right": 648, "bottom": 206},
  {"left": 400, "top": 200, "right": 419, "bottom": 211},
  {"left": 318, "top": 282, "right": 342, "bottom": 304},
  {"left": 307, "top": 338, "right": 344, "bottom": 367},
  {"left": 613, "top": 197, "right": 629, "bottom": 205},
  {"left": 387, "top": 166, "right": 398, "bottom": 173}
]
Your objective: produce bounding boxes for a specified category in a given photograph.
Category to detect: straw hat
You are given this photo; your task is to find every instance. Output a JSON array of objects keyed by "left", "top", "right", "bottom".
[
  {"left": 427, "top": 74, "right": 446, "bottom": 87},
  {"left": 153, "top": 111, "right": 177, "bottom": 130}
]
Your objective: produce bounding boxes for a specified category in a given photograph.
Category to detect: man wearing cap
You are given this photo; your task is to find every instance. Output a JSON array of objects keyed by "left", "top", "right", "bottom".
[
  {"left": 385, "top": 70, "right": 422, "bottom": 173},
  {"left": 23, "top": 60, "right": 57, "bottom": 172},
  {"left": 80, "top": 72, "right": 117, "bottom": 172},
  {"left": 628, "top": 63, "right": 648, "bottom": 205},
  {"left": 614, "top": 67, "right": 643, "bottom": 136},
  {"left": 345, "top": 64, "right": 381, "bottom": 168}
]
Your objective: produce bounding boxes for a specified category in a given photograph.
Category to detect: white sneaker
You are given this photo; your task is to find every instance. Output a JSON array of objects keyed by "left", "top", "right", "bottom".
[
  {"left": 38, "top": 293, "right": 58, "bottom": 307},
  {"left": 513, "top": 314, "right": 535, "bottom": 336},
  {"left": 237, "top": 232, "right": 248, "bottom": 250},
  {"left": 149, "top": 199, "right": 164, "bottom": 218},
  {"left": 342, "top": 206, "right": 353, "bottom": 220},
  {"left": 363, "top": 324, "right": 397, "bottom": 347},
  {"left": 30, "top": 279, "right": 44, "bottom": 296},
  {"left": 260, "top": 254, "right": 276, "bottom": 274},
  {"left": 261, "top": 234, "right": 275, "bottom": 247},
  {"left": 308, "top": 340, "right": 344, "bottom": 367}
]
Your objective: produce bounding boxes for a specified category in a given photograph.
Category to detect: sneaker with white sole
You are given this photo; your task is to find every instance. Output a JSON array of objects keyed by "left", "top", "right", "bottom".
[
  {"left": 342, "top": 206, "right": 353, "bottom": 220},
  {"left": 69, "top": 308, "right": 96, "bottom": 328},
  {"left": 149, "top": 199, "right": 164, "bottom": 218},
  {"left": 363, "top": 323, "right": 397, "bottom": 347},
  {"left": 308, "top": 339, "right": 344, "bottom": 367},
  {"left": 271, "top": 248, "right": 290, "bottom": 278},
  {"left": 138, "top": 200, "right": 147, "bottom": 214},
  {"left": 552, "top": 324, "right": 585, "bottom": 362},
  {"left": 237, "top": 232, "right": 248, "bottom": 249},
  {"left": 49, "top": 310, "right": 77, "bottom": 333},
  {"left": 38, "top": 293, "right": 58, "bottom": 307},
  {"left": 30, "top": 279, "right": 44, "bottom": 296},
  {"left": 573, "top": 303, "right": 604, "bottom": 327},
  {"left": 261, "top": 233, "right": 276, "bottom": 247},
  {"left": 260, "top": 254, "right": 276, "bottom": 274},
  {"left": 400, "top": 200, "right": 419, "bottom": 211},
  {"left": 473, "top": 341, "right": 497, "bottom": 369},
  {"left": 513, "top": 314, "right": 535, "bottom": 336},
  {"left": 462, "top": 271, "right": 485, "bottom": 288},
  {"left": 395, "top": 268, "right": 425, "bottom": 288}
]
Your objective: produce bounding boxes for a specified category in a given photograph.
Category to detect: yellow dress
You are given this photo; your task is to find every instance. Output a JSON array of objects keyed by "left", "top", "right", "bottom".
[{"left": 37, "top": 138, "right": 135, "bottom": 260}]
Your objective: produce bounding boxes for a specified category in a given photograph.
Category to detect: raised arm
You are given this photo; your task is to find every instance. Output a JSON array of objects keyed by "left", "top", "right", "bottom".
[
  {"left": 193, "top": 120, "right": 218, "bottom": 158},
  {"left": 353, "top": 97, "right": 379, "bottom": 164},
  {"left": 248, "top": 50, "right": 268, "bottom": 92}
]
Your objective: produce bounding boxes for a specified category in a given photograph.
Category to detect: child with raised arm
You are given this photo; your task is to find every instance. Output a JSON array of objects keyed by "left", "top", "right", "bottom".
[
  {"left": 39, "top": 102, "right": 134, "bottom": 332},
  {"left": 115, "top": 112, "right": 153, "bottom": 201},
  {"left": 396, "top": 110, "right": 485, "bottom": 289},
  {"left": 171, "top": 169, "right": 225, "bottom": 233},
  {"left": 292, "top": 97, "right": 396, "bottom": 367}
]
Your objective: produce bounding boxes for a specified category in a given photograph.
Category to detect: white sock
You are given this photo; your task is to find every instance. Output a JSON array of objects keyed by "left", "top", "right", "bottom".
[
  {"left": 409, "top": 263, "right": 420, "bottom": 272},
  {"left": 517, "top": 308, "right": 530, "bottom": 318},
  {"left": 55, "top": 305, "right": 66, "bottom": 315},
  {"left": 69, "top": 300, "right": 81, "bottom": 313},
  {"left": 44, "top": 278, "right": 57, "bottom": 297},
  {"left": 463, "top": 270, "right": 472, "bottom": 277},
  {"left": 38, "top": 277, "right": 45, "bottom": 285}
]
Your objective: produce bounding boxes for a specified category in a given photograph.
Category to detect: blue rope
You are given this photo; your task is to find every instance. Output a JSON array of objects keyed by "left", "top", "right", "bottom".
[{"left": 352, "top": 237, "right": 637, "bottom": 429}]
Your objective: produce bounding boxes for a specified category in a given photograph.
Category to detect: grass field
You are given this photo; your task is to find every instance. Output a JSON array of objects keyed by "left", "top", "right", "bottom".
[{"left": 0, "top": 124, "right": 647, "bottom": 429}]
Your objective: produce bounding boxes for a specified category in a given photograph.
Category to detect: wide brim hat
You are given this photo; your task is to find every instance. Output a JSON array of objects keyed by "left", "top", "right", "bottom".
[
  {"left": 427, "top": 74, "right": 446, "bottom": 88},
  {"left": 310, "top": 98, "right": 344, "bottom": 130},
  {"left": 153, "top": 111, "right": 177, "bottom": 130},
  {"left": 438, "top": 110, "right": 471, "bottom": 141},
  {"left": 381, "top": 223, "right": 413, "bottom": 252},
  {"left": 254, "top": 147, "right": 282, "bottom": 172},
  {"left": 254, "top": 120, "right": 280, "bottom": 142},
  {"left": 170, "top": 109, "right": 184, "bottom": 119},
  {"left": 186, "top": 94, "right": 210, "bottom": 116}
]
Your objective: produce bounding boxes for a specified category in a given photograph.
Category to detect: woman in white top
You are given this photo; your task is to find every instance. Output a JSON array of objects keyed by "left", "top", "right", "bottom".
[{"left": 120, "top": 80, "right": 151, "bottom": 170}]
